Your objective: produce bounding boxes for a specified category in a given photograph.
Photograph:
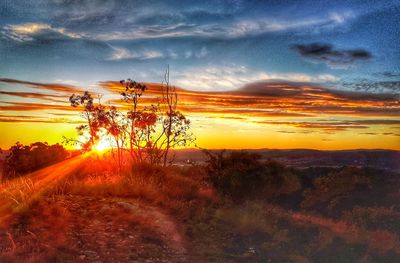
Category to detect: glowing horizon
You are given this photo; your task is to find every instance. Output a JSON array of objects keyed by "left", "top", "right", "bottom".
[{"left": 0, "top": 79, "right": 399, "bottom": 150}]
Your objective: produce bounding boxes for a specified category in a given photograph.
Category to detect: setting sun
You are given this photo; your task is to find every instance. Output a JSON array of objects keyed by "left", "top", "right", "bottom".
[
  {"left": 93, "top": 137, "right": 113, "bottom": 153},
  {"left": 75, "top": 132, "right": 114, "bottom": 152}
]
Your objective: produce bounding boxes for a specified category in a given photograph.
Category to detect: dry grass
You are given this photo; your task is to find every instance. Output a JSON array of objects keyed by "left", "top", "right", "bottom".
[
  {"left": 1, "top": 153, "right": 400, "bottom": 262},
  {"left": 0, "top": 177, "right": 38, "bottom": 218},
  {"left": 36, "top": 157, "right": 206, "bottom": 218}
]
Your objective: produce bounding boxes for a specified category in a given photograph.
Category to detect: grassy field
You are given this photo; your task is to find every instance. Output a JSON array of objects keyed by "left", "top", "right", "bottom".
[{"left": 1, "top": 151, "right": 400, "bottom": 262}]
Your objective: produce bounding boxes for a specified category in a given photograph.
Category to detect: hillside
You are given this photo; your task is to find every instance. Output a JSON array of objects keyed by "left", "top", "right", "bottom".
[
  {"left": 1, "top": 151, "right": 400, "bottom": 262},
  {"left": 173, "top": 149, "right": 400, "bottom": 171}
]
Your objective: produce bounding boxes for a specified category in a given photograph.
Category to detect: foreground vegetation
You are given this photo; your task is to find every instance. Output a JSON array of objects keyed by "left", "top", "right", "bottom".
[{"left": 1, "top": 150, "right": 399, "bottom": 262}]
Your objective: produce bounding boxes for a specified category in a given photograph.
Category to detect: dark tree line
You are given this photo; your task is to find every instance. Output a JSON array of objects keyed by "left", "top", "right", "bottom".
[
  {"left": 2, "top": 142, "right": 68, "bottom": 180},
  {"left": 68, "top": 68, "right": 195, "bottom": 168}
]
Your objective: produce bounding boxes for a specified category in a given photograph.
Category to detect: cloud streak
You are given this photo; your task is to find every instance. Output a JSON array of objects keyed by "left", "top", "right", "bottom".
[
  {"left": 0, "top": 101, "right": 74, "bottom": 112},
  {"left": 0, "top": 78, "right": 82, "bottom": 93},
  {"left": 1, "top": 78, "right": 399, "bottom": 137},
  {"left": 2, "top": 11, "right": 354, "bottom": 42},
  {"left": 173, "top": 65, "right": 338, "bottom": 91},
  {"left": 106, "top": 46, "right": 164, "bottom": 61},
  {"left": 292, "top": 43, "right": 372, "bottom": 68},
  {"left": 257, "top": 119, "right": 400, "bottom": 131},
  {"left": 100, "top": 80, "right": 399, "bottom": 118},
  {"left": 0, "top": 91, "right": 67, "bottom": 103},
  {"left": 2, "top": 23, "right": 83, "bottom": 42}
]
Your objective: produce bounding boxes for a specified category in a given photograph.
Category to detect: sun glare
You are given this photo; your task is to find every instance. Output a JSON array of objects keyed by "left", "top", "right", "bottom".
[{"left": 93, "top": 138, "right": 112, "bottom": 152}]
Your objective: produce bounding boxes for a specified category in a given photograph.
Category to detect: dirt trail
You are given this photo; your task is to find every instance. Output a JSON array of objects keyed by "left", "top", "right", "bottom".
[
  {"left": 116, "top": 201, "right": 186, "bottom": 254},
  {"left": 0, "top": 195, "right": 187, "bottom": 262}
]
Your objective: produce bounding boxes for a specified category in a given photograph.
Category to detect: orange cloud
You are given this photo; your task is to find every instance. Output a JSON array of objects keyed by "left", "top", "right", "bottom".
[
  {"left": 0, "top": 78, "right": 82, "bottom": 93},
  {"left": 0, "top": 101, "right": 75, "bottom": 111},
  {"left": 0, "top": 91, "right": 67, "bottom": 102},
  {"left": 100, "top": 80, "right": 399, "bottom": 118},
  {"left": 1, "top": 79, "right": 399, "bottom": 140},
  {"left": 257, "top": 119, "right": 400, "bottom": 131}
]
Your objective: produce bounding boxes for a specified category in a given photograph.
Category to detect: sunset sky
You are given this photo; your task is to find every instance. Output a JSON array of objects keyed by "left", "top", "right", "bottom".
[{"left": 0, "top": 0, "right": 399, "bottom": 150}]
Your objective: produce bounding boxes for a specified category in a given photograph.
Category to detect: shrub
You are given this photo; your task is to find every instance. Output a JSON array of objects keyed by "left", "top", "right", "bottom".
[
  {"left": 301, "top": 167, "right": 372, "bottom": 209},
  {"left": 204, "top": 150, "right": 300, "bottom": 201}
]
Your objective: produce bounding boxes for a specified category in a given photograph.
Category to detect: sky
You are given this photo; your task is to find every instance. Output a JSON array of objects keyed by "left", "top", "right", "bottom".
[{"left": 0, "top": 0, "right": 399, "bottom": 150}]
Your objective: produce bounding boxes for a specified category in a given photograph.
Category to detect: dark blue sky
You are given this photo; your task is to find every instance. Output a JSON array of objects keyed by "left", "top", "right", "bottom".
[{"left": 1, "top": 0, "right": 399, "bottom": 91}]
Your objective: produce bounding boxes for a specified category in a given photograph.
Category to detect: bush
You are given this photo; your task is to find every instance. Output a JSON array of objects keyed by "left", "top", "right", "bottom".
[
  {"left": 301, "top": 167, "right": 372, "bottom": 209},
  {"left": 3, "top": 142, "right": 68, "bottom": 179},
  {"left": 204, "top": 150, "right": 300, "bottom": 201}
]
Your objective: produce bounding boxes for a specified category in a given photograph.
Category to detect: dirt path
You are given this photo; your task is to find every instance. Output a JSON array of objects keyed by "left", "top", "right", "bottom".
[{"left": 0, "top": 195, "right": 187, "bottom": 262}]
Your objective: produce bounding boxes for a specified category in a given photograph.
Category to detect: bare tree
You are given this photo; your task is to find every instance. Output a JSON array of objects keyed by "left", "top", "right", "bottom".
[{"left": 160, "top": 66, "right": 194, "bottom": 166}]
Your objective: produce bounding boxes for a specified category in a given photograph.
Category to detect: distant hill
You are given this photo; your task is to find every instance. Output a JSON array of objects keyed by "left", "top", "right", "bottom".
[{"left": 172, "top": 149, "right": 400, "bottom": 172}]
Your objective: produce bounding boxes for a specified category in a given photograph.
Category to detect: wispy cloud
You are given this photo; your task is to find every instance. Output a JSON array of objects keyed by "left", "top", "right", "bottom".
[
  {"left": 0, "top": 101, "right": 73, "bottom": 112},
  {"left": 106, "top": 45, "right": 210, "bottom": 61},
  {"left": 106, "top": 46, "right": 164, "bottom": 61},
  {"left": 93, "top": 12, "right": 353, "bottom": 41},
  {"left": 0, "top": 91, "right": 67, "bottom": 103},
  {"left": 214, "top": 12, "right": 353, "bottom": 38},
  {"left": 2, "top": 23, "right": 83, "bottom": 42},
  {"left": 0, "top": 115, "right": 82, "bottom": 124},
  {"left": 100, "top": 79, "right": 399, "bottom": 118},
  {"left": 174, "top": 65, "right": 338, "bottom": 91},
  {"left": 0, "top": 78, "right": 82, "bottom": 115},
  {"left": 360, "top": 132, "right": 400, "bottom": 136},
  {"left": 2, "top": 11, "right": 354, "bottom": 43},
  {"left": 0, "top": 78, "right": 82, "bottom": 93},
  {"left": 1, "top": 78, "right": 399, "bottom": 136},
  {"left": 256, "top": 119, "right": 400, "bottom": 131}
]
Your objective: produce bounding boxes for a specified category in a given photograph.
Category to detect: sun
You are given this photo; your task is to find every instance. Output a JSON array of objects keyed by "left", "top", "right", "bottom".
[{"left": 93, "top": 137, "right": 112, "bottom": 153}]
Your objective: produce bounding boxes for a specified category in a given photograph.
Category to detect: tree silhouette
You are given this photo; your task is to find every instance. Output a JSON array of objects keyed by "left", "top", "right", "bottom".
[
  {"left": 3, "top": 142, "right": 68, "bottom": 179},
  {"left": 120, "top": 79, "right": 147, "bottom": 162},
  {"left": 69, "top": 68, "right": 195, "bottom": 168},
  {"left": 69, "top": 91, "right": 105, "bottom": 150},
  {"left": 104, "top": 105, "right": 126, "bottom": 169},
  {"left": 120, "top": 68, "right": 194, "bottom": 166}
]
